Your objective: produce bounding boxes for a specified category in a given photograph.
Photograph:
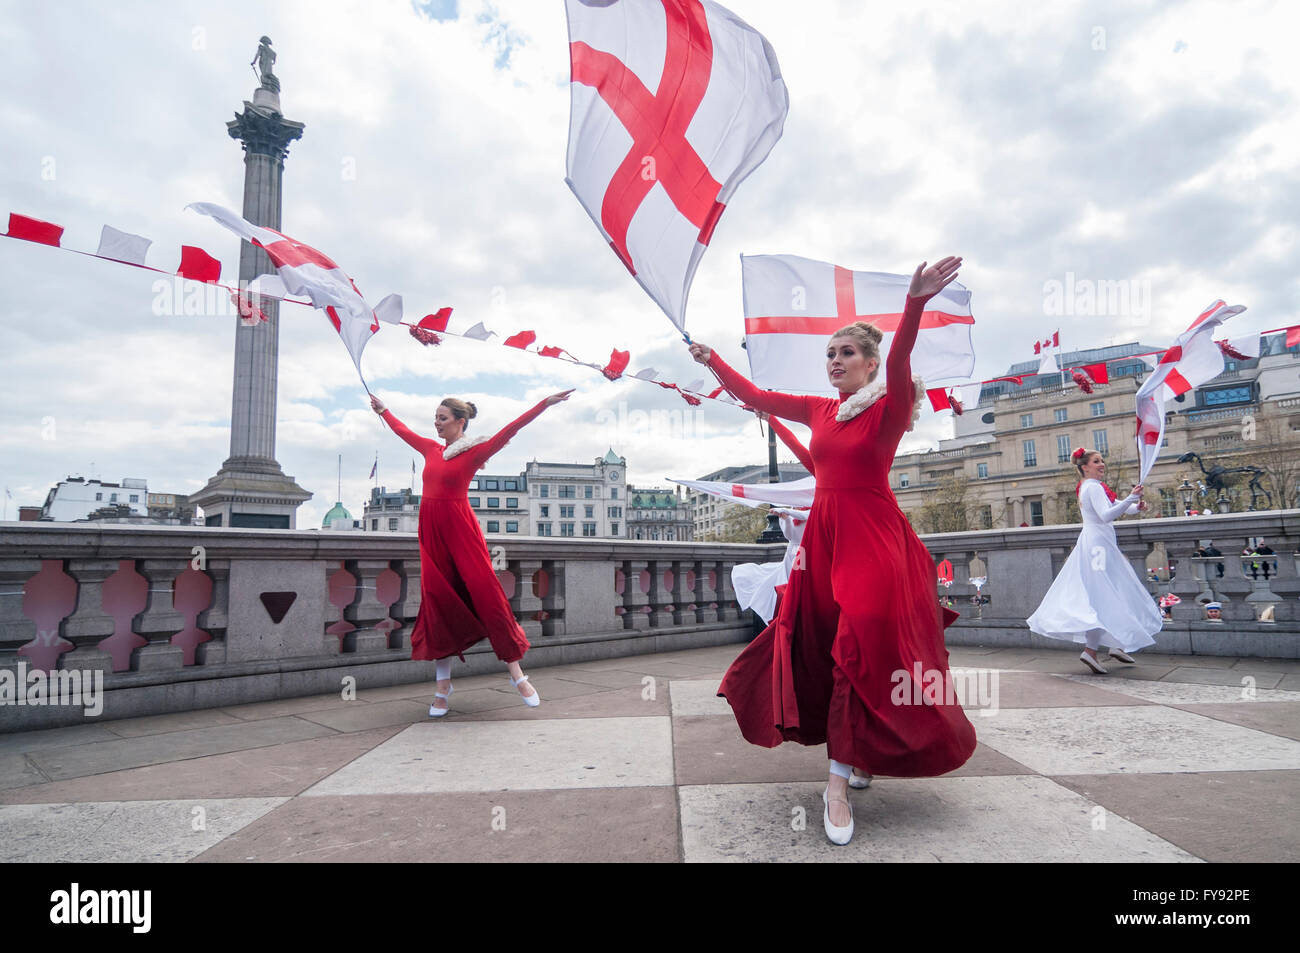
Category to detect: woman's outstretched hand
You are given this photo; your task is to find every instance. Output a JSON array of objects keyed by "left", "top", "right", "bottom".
[
  {"left": 545, "top": 389, "right": 576, "bottom": 407},
  {"left": 369, "top": 394, "right": 387, "bottom": 414},
  {"left": 688, "top": 342, "right": 712, "bottom": 364},
  {"left": 908, "top": 256, "right": 963, "bottom": 299}
]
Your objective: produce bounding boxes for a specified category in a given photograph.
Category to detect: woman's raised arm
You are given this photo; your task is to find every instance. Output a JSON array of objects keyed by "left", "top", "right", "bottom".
[
  {"left": 689, "top": 343, "right": 815, "bottom": 424},
  {"left": 372, "top": 395, "right": 439, "bottom": 454},
  {"left": 475, "top": 390, "right": 574, "bottom": 461},
  {"left": 884, "top": 257, "right": 962, "bottom": 430}
]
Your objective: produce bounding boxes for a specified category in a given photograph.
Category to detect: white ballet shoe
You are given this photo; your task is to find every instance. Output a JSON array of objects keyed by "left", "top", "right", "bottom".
[
  {"left": 1107, "top": 649, "right": 1136, "bottom": 664},
  {"left": 849, "top": 769, "right": 873, "bottom": 790},
  {"left": 823, "top": 787, "right": 854, "bottom": 845},
  {"left": 1079, "top": 651, "right": 1108, "bottom": 675},
  {"left": 429, "top": 684, "right": 453, "bottom": 718},
  {"left": 511, "top": 674, "right": 541, "bottom": 708}
]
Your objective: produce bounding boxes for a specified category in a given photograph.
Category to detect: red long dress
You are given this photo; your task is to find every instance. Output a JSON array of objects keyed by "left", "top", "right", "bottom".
[
  {"left": 380, "top": 399, "right": 549, "bottom": 663},
  {"left": 710, "top": 292, "right": 977, "bottom": 776}
]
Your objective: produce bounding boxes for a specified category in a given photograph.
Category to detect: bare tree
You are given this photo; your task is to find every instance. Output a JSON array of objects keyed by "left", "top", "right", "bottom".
[
  {"left": 1235, "top": 412, "right": 1300, "bottom": 510},
  {"left": 916, "top": 475, "right": 971, "bottom": 534},
  {"left": 717, "top": 504, "right": 773, "bottom": 543}
]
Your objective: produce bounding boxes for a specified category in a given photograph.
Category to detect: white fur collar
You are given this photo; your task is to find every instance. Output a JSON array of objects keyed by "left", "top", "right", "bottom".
[
  {"left": 443, "top": 434, "right": 489, "bottom": 460},
  {"left": 834, "top": 374, "right": 925, "bottom": 431}
]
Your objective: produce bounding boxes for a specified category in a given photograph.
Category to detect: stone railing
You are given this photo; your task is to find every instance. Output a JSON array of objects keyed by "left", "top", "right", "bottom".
[
  {"left": 0, "top": 524, "right": 768, "bottom": 731},
  {"left": 925, "top": 509, "right": 1300, "bottom": 659}
]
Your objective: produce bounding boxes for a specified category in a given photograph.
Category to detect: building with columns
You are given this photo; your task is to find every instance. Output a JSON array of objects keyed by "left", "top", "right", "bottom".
[
  {"left": 626, "top": 485, "right": 694, "bottom": 541},
  {"left": 891, "top": 332, "right": 1300, "bottom": 529},
  {"left": 526, "top": 449, "right": 626, "bottom": 538}
]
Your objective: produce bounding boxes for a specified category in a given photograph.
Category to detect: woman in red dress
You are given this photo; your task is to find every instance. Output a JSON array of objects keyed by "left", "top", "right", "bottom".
[
  {"left": 689, "top": 257, "right": 976, "bottom": 845},
  {"left": 369, "top": 389, "right": 573, "bottom": 716}
]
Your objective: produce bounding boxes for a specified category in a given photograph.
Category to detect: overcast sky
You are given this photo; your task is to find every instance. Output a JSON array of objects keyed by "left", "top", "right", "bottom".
[{"left": 2, "top": 0, "right": 1296, "bottom": 527}]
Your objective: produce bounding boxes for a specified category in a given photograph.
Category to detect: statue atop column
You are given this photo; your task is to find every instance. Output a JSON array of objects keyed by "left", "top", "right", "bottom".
[{"left": 251, "top": 36, "right": 280, "bottom": 93}]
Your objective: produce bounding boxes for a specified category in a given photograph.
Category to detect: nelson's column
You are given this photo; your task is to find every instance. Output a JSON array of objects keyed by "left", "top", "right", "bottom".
[{"left": 191, "top": 37, "right": 312, "bottom": 528}]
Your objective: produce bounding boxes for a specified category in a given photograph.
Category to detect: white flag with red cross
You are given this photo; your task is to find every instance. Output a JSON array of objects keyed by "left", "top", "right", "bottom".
[
  {"left": 188, "top": 202, "right": 392, "bottom": 386},
  {"left": 1033, "top": 330, "right": 1061, "bottom": 374},
  {"left": 1134, "top": 300, "right": 1246, "bottom": 482},
  {"left": 740, "top": 254, "right": 975, "bottom": 394},
  {"left": 565, "top": 0, "right": 788, "bottom": 330}
]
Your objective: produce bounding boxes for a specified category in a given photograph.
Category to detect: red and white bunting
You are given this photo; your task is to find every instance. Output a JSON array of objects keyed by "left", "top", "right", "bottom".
[
  {"left": 741, "top": 254, "right": 975, "bottom": 394},
  {"left": 565, "top": 0, "right": 788, "bottom": 330}
]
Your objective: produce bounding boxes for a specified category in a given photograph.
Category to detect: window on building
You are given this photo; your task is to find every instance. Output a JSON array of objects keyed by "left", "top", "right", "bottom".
[
  {"left": 585, "top": 505, "right": 594, "bottom": 518},
  {"left": 371, "top": 519, "right": 378, "bottom": 530},
  {"left": 540, "top": 485, "right": 549, "bottom": 498},
  {"left": 110, "top": 493, "right": 118, "bottom": 502},
  {"left": 507, "top": 498, "right": 518, "bottom": 508},
  {"left": 1020, "top": 413, "right": 1033, "bottom": 428},
  {"left": 470, "top": 479, "right": 479, "bottom": 490},
  {"left": 1203, "top": 386, "right": 1251, "bottom": 406},
  {"left": 1054, "top": 408, "right": 1068, "bottom": 423},
  {"left": 487, "top": 497, "right": 499, "bottom": 508},
  {"left": 95, "top": 492, "right": 103, "bottom": 501},
  {"left": 1057, "top": 435, "right": 1071, "bottom": 462},
  {"left": 611, "top": 522, "right": 620, "bottom": 535},
  {"left": 537, "top": 523, "right": 552, "bottom": 536},
  {"left": 900, "top": 473, "right": 911, "bottom": 487},
  {"left": 560, "top": 505, "right": 575, "bottom": 518},
  {"left": 504, "top": 479, "right": 518, "bottom": 491},
  {"left": 1090, "top": 401, "right": 1105, "bottom": 417},
  {"left": 611, "top": 488, "right": 618, "bottom": 499},
  {"left": 976, "top": 462, "right": 988, "bottom": 479},
  {"left": 1093, "top": 429, "right": 1108, "bottom": 455},
  {"left": 559, "top": 485, "right": 576, "bottom": 498},
  {"left": 1029, "top": 501, "right": 1043, "bottom": 526},
  {"left": 582, "top": 522, "right": 597, "bottom": 536},
  {"left": 487, "top": 521, "right": 499, "bottom": 533},
  {"left": 506, "top": 521, "right": 519, "bottom": 533},
  {"left": 584, "top": 485, "right": 593, "bottom": 498},
  {"left": 560, "top": 523, "right": 575, "bottom": 537},
  {"left": 129, "top": 495, "right": 138, "bottom": 503},
  {"left": 1023, "top": 439, "right": 1037, "bottom": 467},
  {"left": 469, "top": 496, "right": 480, "bottom": 507},
  {"left": 388, "top": 518, "right": 398, "bottom": 531},
  {"left": 979, "top": 506, "right": 993, "bottom": 529},
  {"left": 607, "top": 506, "right": 621, "bottom": 518},
  {"left": 539, "top": 505, "right": 549, "bottom": 518},
  {"left": 485, "top": 479, "right": 499, "bottom": 490},
  {"left": 1159, "top": 488, "right": 1176, "bottom": 518}
]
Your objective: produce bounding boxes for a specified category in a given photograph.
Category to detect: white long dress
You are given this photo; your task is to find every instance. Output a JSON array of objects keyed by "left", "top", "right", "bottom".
[{"left": 1026, "top": 479, "right": 1162, "bottom": 652}]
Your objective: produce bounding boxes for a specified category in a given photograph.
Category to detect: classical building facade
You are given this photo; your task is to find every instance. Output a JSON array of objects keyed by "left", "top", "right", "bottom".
[
  {"left": 525, "top": 449, "right": 627, "bottom": 539},
  {"left": 626, "top": 486, "right": 694, "bottom": 541},
  {"left": 469, "top": 471, "right": 529, "bottom": 537},
  {"left": 361, "top": 486, "right": 420, "bottom": 533},
  {"left": 891, "top": 332, "right": 1300, "bottom": 529}
]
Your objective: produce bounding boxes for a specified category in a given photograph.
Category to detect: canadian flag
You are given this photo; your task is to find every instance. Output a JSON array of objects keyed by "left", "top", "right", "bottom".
[
  {"left": 565, "top": 0, "right": 788, "bottom": 330},
  {"left": 1135, "top": 300, "right": 1245, "bottom": 481},
  {"left": 741, "top": 254, "right": 976, "bottom": 394},
  {"left": 188, "top": 203, "right": 399, "bottom": 385},
  {"left": 1033, "top": 330, "right": 1061, "bottom": 374}
]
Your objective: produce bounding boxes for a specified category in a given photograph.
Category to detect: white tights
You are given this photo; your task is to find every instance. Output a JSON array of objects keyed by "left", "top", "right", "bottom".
[
  {"left": 435, "top": 659, "right": 451, "bottom": 682},
  {"left": 829, "top": 759, "right": 852, "bottom": 780}
]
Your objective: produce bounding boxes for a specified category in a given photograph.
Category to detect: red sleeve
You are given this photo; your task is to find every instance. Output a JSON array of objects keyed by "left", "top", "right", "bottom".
[
  {"left": 883, "top": 294, "right": 927, "bottom": 431},
  {"left": 706, "top": 351, "right": 816, "bottom": 424},
  {"left": 767, "top": 416, "right": 814, "bottom": 475},
  {"left": 380, "top": 409, "right": 440, "bottom": 455},
  {"left": 472, "top": 398, "right": 551, "bottom": 463}
]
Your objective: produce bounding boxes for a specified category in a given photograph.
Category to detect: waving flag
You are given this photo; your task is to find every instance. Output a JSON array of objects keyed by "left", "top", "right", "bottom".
[
  {"left": 188, "top": 203, "right": 384, "bottom": 385},
  {"left": 670, "top": 475, "right": 815, "bottom": 508},
  {"left": 741, "top": 254, "right": 975, "bottom": 394},
  {"left": 565, "top": 0, "right": 788, "bottom": 330},
  {"left": 1135, "top": 300, "right": 1245, "bottom": 482}
]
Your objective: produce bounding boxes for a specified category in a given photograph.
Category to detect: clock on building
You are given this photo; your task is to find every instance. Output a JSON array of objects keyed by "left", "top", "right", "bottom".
[{"left": 608, "top": 470, "right": 619, "bottom": 481}]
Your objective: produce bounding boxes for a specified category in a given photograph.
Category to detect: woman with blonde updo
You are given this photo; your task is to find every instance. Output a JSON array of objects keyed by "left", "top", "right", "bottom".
[
  {"left": 370, "top": 388, "right": 573, "bottom": 715},
  {"left": 1026, "top": 447, "right": 1161, "bottom": 674},
  {"left": 689, "top": 257, "right": 976, "bottom": 846}
]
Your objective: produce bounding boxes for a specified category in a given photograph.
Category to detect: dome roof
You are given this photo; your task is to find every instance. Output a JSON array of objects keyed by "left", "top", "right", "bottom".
[{"left": 322, "top": 501, "right": 353, "bottom": 527}]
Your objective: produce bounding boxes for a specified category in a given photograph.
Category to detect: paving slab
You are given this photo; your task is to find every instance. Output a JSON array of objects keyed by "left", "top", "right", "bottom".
[
  {"left": 0, "top": 722, "right": 122, "bottom": 755},
  {"left": 1054, "top": 769, "right": 1300, "bottom": 863},
  {"left": 0, "top": 726, "right": 404, "bottom": 804},
  {"left": 1170, "top": 702, "right": 1300, "bottom": 743},
  {"left": 670, "top": 678, "right": 730, "bottom": 718},
  {"left": 961, "top": 672, "right": 1156, "bottom": 710},
  {"left": 302, "top": 716, "right": 674, "bottom": 795},
  {"left": 0, "top": 753, "right": 46, "bottom": 792},
  {"left": 192, "top": 788, "right": 680, "bottom": 863},
  {"left": 1162, "top": 667, "right": 1283, "bottom": 689},
  {"left": 1059, "top": 675, "right": 1300, "bottom": 706},
  {"left": 677, "top": 776, "right": 1200, "bottom": 862},
  {"left": 456, "top": 685, "right": 670, "bottom": 722},
  {"left": 296, "top": 699, "right": 436, "bottom": 733},
  {"left": 105, "top": 708, "right": 246, "bottom": 738},
  {"left": 0, "top": 797, "right": 287, "bottom": 863},
  {"left": 974, "top": 705, "right": 1300, "bottom": 775},
  {"left": 27, "top": 717, "right": 339, "bottom": 781}
]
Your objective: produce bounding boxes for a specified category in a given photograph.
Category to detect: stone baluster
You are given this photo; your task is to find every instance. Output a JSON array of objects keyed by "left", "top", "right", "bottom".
[
  {"left": 698, "top": 563, "right": 719, "bottom": 624},
  {"left": 716, "top": 559, "right": 739, "bottom": 621},
  {"left": 537, "top": 559, "right": 561, "bottom": 638},
  {"left": 513, "top": 559, "right": 545, "bottom": 641},
  {"left": 134, "top": 558, "right": 191, "bottom": 672},
  {"left": 391, "top": 558, "right": 420, "bottom": 653},
  {"left": 61, "top": 558, "right": 130, "bottom": 675},
  {"left": 1215, "top": 546, "right": 1254, "bottom": 624},
  {"left": 343, "top": 559, "right": 395, "bottom": 654},
  {"left": 1167, "top": 552, "right": 1205, "bottom": 623},
  {"left": 1266, "top": 545, "right": 1299, "bottom": 623},
  {"left": 195, "top": 557, "right": 231, "bottom": 665},
  {"left": 622, "top": 559, "right": 652, "bottom": 630}
]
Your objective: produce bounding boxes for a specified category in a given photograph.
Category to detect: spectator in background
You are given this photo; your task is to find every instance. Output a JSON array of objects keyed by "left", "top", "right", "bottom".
[
  {"left": 1194, "top": 540, "right": 1225, "bottom": 579},
  {"left": 1204, "top": 601, "right": 1223, "bottom": 622}
]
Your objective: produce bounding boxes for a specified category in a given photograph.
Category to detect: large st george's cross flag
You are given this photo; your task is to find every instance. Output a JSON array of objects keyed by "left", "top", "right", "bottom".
[{"left": 565, "top": 0, "right": 788, "bottom": 331}]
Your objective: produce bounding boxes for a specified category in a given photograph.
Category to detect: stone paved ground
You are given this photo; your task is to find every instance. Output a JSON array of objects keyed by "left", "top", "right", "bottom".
[{"left": 1, "top": 643, "right": 1297, "bottom": 862}]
